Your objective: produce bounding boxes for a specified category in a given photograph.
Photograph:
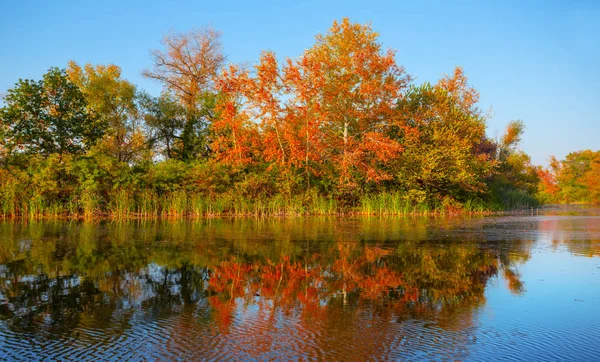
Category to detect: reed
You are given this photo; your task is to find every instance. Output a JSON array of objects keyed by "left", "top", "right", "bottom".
[
  {"left": 496, "top": 188, "right": 539, "bottom": 210},
  {"left": 110, "top": 189, "right": 134, "bottom": 219},
  {"left": 0, "top": 186, "right": 533, "bottom": 219},
  {"left": 0, "top": 186, "right": 16, "bottom": 218},
  {"left": 358, "top": 192, "right": 421, "bottom": 215}
]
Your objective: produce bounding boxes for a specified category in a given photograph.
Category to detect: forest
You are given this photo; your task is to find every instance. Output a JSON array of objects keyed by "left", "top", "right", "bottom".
[{"left": 0, "top": 18, "right": 597, "bottom": 218}]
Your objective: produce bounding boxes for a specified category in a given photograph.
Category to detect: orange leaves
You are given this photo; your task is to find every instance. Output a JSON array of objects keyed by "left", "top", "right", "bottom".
[
  {"left": 501, "top": 120, "right": 525, "bottom": 151},
  {"left": 292, "top": 17, "right": 409, "bottom": 188},
  {"left": 213, "top": 54, "right": 290, "bottom": 168},
  {"left": 538, "top": 151, "right": 600, "bottom": 204},
  {"left": 249, "top": 52, "right": 289, "bottom": 166},
  {"left": 437, "top": 66, "right": 480, "bottom": 113},
  {"left": 537, "top": 168, "right": 559, "bottom": 195},
  {"left": 209, "top": 18, "right": 512, "bottom": 201},
  {"left": 212, "top": 65, "right": 260, "bottom": 166},
  {"left": 211, "top": 18, "right": 410, "bottom": 190}
]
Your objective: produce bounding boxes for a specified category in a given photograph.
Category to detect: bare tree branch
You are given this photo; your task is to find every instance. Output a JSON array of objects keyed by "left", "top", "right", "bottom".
[{"left": 143, "top": 26, "right": 225, "bottom": 111}]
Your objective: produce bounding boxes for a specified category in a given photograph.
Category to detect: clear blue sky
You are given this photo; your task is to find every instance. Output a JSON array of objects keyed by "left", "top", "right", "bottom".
[{"left": 1, "top": 0, "right": 598, "bottom": 165}]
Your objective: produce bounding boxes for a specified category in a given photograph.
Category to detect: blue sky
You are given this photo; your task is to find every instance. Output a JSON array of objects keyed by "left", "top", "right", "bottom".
[{"left": 1, "top": 0, "right": 598, "bottom": 165}]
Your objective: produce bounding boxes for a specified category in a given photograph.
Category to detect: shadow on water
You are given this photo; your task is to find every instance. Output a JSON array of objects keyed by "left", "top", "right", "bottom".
[{"left": 0, "top": 209, "right": 599, "bottom": 360}]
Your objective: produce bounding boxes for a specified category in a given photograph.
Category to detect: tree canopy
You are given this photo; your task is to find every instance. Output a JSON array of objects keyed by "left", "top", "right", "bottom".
[
  {"left": 0, "top": 18, "right": 562, "bottom": 218},
  {"left": 1, "top": 67, "right": 104, "bottom": 158}
]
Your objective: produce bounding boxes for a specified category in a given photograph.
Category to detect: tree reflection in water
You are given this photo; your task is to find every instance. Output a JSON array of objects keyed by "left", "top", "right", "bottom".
[{"left": 0, "top": 218, "right": 534, "bottom": 359}]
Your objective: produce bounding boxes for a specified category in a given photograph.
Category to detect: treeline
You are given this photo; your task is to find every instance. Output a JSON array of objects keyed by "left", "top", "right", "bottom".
[
  {"left": 0, "top": 18, "right": 544, "bottom": 218},
  {"left": 537, "top": 150, "right": 600, "bottom": 205}
]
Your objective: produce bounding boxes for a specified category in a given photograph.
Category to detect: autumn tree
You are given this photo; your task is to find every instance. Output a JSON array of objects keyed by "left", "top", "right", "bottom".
[
  {"left": 497, "top": 120, "right": 525, "bottom": 161},
  {"left": 0, "top": 67, "right": 104, "bottom": 158},
  {"left": 143, "top": 27, "right": 225, "bottom": 160},
  {"left": 212, "top": 65, "right": 261, "bottom": 166},
  {"left": 245, "top": 52, "right": 289, "bottom": 168},
  {"left": 394, "top": 68, "right": 496, "bottom": 203},
  {"left": 67, "top": 61, "right": 147, "bottom": 163},
  {"left": 489, "top": 120, "right": 540, "bottom": 207},
  {"left": 213, "top": 19, "right": 410, "bottom": 198},
  {"left": 213, "top": 52, "right": 300, "bottom": 192},
  {"left": 541, "top": 150, "right": 600, "bottom": 204},
  {"left": 281, "top": 52, "right": 328, "bottom": 190},
  {"left": 582, "top": 157, "right": 600, "bottom": 204},
  {"left": 535, "top": 166, "right": 559, "bottom": 203},
  {"left": 553, "top": 150, "right": 600, "bottom": 203},
  {"left": 298, "top": 18, "right": 410, "bottom": 192}
]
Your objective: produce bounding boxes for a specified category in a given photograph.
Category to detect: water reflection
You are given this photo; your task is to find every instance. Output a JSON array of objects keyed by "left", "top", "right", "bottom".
[{"left": 0, "top": 213, "right": 598, "bottom": 360}]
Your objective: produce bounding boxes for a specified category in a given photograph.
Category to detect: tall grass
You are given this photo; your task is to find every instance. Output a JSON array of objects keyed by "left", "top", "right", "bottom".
[
  {"left": 0, "top": 181, "right": 17, "bottom": 218},
  {"left": 0, "top": 186, "right": 535, "bottom": 219},
  {"left": 496, "top": 188, "right": 539, "bottom": 210},
  {"left": 359, "top": 192, "right": 431, "bottom": 215}
]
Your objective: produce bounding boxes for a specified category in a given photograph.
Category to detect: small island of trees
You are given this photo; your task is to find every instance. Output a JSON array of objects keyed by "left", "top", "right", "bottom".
[{"left": 0, "top": 18, "right": 597, "bottom": 218}]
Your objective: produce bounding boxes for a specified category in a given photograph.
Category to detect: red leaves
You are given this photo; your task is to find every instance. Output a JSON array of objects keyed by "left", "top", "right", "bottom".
[{"left": 537, "top": 168, "right": 559, "bottom": 195}]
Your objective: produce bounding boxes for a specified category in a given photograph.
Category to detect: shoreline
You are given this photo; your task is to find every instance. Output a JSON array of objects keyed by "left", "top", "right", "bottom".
[{"left": 0, "top": 207, "right": 544, "bottom": 221}]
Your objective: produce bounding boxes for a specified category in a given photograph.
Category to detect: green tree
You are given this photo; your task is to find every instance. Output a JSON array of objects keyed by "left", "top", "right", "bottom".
[
  {"left": 0, "top": 67, "right": 104, "bottom": 158},
  {"left": 141, "top": 92, "right": 185, "bottom": 160},
  {"left": 490, "top": 120, "right": 540, "bottom": 208},
  {"left": 393, "top": 68, "right": 496, "bottom": 203}
]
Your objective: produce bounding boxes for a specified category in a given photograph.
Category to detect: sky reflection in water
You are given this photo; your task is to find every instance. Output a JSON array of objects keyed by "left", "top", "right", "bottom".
[{"left": 0, "top": 207, "right": 599, "bottom": 361}]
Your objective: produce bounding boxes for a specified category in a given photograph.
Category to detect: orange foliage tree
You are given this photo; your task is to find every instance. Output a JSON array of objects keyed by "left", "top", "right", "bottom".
[
  {"left": 213, "top": 18, "right": 411, "bottom": 197},
  {"left": 297, "top": 18, "right": 410, "bottom": 190},
  {"left": 212, "top": 64, "right": 261, "bottom": 166},
  {"left": 582, "top": 157, "right": 600, "bottom": 204}
]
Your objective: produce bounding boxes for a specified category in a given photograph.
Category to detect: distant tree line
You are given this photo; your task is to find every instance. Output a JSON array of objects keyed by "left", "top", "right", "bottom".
[{"left": 537, "top": 150, "right": 600, "bottom": 205}]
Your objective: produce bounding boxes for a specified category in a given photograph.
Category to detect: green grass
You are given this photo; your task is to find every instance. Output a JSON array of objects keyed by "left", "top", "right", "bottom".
[
  {"left": 0, "top": 187, "right": 538, "bottom": 219},
  {"left": 359, "top": 192, "right": 431, "bottom": 215},
  {"left": 495, "top": 188, "right": 539, "bottom": 210}
]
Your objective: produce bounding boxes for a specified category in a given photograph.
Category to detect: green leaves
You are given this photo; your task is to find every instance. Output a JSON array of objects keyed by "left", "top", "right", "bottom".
[{"left": 0, "top": 67, "right": 105, "bottom": 157}]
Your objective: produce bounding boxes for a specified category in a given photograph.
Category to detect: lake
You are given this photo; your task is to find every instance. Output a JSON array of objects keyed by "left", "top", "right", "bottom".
[{"left": 0, "top": 206, "right": 599, "bottom": 361}]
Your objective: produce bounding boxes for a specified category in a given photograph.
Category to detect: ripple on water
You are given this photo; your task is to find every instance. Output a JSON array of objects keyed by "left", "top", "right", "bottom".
[{"left": 0, "top": 212, "right": 600, "bottom": 361}]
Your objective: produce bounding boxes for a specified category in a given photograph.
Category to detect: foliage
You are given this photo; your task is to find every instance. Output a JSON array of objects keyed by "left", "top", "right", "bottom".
[
  {"left": 67, "top": 61, "right": 148, "bottom": 163},
  {"left": 487, "top": 120, "right": 541, "bottom": 209},
  {"left": 142, "top": 26, "right": 225, "bottom": 161},
  {"left": 540, "top": 150, "right": 600, "bottom": 204},
  {"left": 0, "top": 18, "right": 548, "bottom": 218},
  {"left": 0, "top": 67, "right": 104, "bottom": 157},
  {"left": 394, "top": 70, "right": 495, "bottom": 205}
]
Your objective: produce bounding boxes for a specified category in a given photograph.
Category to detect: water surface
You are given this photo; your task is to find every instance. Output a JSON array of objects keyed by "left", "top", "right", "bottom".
[{"left": 0, "top": 206, "right": 599, "bottom": 360}]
